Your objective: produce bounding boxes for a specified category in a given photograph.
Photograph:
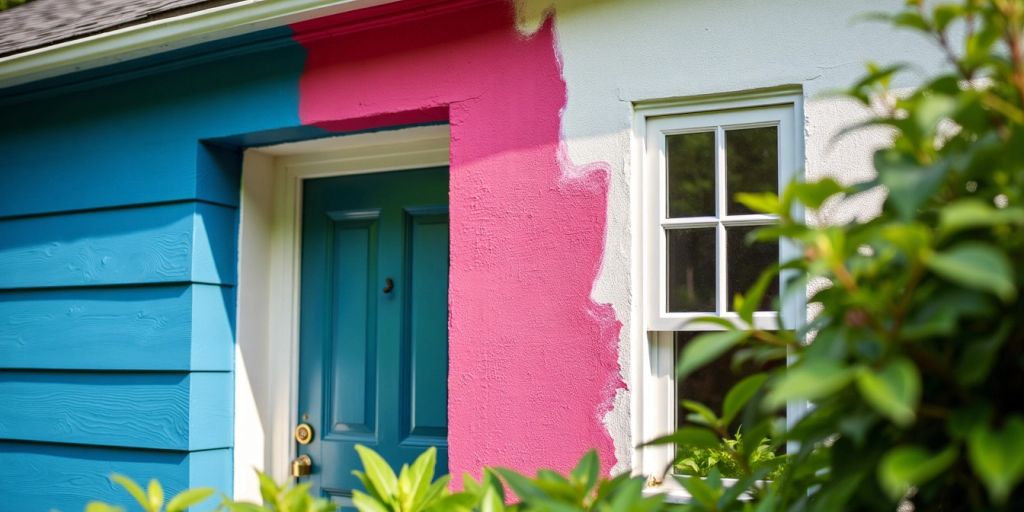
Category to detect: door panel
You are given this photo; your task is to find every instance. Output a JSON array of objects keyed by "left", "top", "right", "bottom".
[
  {"left": 402, "top": 210, "right": 450, "bottom": 442},
  {"left": 297, "top": 167, "right": 449, "bottom": 504},
  {"left": 326, "top": 213, "right": 378, "bottom": 439}
]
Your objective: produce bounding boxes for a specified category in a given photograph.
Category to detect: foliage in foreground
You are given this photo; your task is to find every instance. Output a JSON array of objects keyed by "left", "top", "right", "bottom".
[
  {"left": 87, "top": 447, "right": 667, "bottom": 512},
  {"left": 655, "top": 0, "right": 1024, "bottom": 510}
]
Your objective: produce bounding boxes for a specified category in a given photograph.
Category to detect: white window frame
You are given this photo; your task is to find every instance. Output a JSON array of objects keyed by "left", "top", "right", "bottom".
[{"left": 631, "top": 89, "right": 806, "bottom": 497}]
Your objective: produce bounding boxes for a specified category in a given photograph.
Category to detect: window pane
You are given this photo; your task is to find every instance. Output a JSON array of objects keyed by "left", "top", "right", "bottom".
[
  {"left": 674, "top": 331, "right": 784, "bottom": 478},
  {"left": 727, "top": 225, "right": 779, "bottom": 312},
  {"left": 667, "top": 131, "right": 715, "bottom": 218},
  {"left": 675, "top": 331, "right": 743, "bottom": 428},
  {"left": 667, "top": 228, "right": 716, "bottom": 312},
  {"left": 726, "top": 126, "right": 777, "bottom": 215}
]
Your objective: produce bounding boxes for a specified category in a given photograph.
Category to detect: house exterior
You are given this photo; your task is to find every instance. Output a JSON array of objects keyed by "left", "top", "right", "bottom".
[{"left": 0, "top": 0, "right": 944, "bottom": 509}]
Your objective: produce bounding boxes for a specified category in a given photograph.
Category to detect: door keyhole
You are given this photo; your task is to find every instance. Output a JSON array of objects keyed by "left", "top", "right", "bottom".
[{"left": 383, "top": 278, "right": 394, "bottom": 294}]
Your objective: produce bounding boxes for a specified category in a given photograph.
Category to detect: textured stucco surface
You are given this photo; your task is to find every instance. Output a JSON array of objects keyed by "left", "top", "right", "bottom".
[
  {"left": 517, "top": 0, "right": 948, "bottom": 472},
  {"left": 293, "top": 0, "right": 623, "bottom": 477}
]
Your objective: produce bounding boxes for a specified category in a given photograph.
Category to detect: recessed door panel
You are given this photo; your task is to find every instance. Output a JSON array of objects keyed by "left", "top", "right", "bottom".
[
  {"left": 326, "top": 214, "right": 378, "bottom": 439},
  {"left": 402, "top": 210, "right": 449, "bottom": 443}
]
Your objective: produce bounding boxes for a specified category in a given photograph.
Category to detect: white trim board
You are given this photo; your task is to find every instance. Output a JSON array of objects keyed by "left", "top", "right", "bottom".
[{"left": 233, "top": 124, "right": 450, "bottom": 500}]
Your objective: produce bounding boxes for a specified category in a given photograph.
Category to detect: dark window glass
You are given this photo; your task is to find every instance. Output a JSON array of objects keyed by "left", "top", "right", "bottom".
[
  {"left": 726, "top": 226, "right": 779, "bottom": 312},
  {"left": 674, "top": 331, "right": 782, "bottom": 430},
  {"left": 725, "top": 126, "right": 778, "bottom": 215},
  {"left": 667, "top": 228, "right": 716, "bottom": 312},
  {"left": 667, "top": 131, "right": 716, "bottom": 218}
]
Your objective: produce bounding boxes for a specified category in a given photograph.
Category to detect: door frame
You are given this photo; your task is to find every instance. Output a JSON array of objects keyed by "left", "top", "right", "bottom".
[{"left": 234, "top": 125, "right": 450, "bottom": 501}]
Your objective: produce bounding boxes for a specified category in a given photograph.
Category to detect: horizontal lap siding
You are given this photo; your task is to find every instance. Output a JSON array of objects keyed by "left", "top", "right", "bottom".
[
  {"left": 0, "top": 200, "right": 238, "bottom": 509},
  {"left": 0, "top": 33, "right": 306, "bottom": 510},
  {"left": 0, "top": 442, "right": 231, "bottom": 511},
  {"left": 0, "top": 284, "right": 233, "bottom": 371},
  {"left": 0, "top": 202, "right": 236, "bottom": 289},
  {"left": 0, "top": 372, "right": 231, "bottom": 450}
]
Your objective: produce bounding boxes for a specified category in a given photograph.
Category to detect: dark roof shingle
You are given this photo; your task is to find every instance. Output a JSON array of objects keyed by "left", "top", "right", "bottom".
[{"left": 0, "top": 0, "right": 242, "bottom": 58}]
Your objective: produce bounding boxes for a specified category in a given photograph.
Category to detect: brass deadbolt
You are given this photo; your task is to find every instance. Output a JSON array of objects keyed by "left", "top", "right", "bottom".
[
  {"left": 291, "top": 454, "right": 313, "bottom": 477},
  {"left": 294, "top": 423, "right": 314, "bottom": 445}
]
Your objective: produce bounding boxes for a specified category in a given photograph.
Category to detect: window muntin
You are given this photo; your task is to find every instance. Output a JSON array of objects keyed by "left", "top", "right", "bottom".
[{"left": 645, "top": 105, "right": 797, "bottom": 332}]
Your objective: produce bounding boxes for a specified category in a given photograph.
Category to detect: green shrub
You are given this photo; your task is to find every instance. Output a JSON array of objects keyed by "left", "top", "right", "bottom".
[
  {"left": 674, "top": 431, "right": 783, "bottom": 481},
  {"left": 656, "top": 1, "right": 1024, "bottom": 510},
  {"left": 84, "top": 447, "right": 662, "bottom": 512}
]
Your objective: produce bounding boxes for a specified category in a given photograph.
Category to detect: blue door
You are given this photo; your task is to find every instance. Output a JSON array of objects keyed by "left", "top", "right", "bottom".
[{"left": 296, "top": 167, "right": 449, "bottom": 505}]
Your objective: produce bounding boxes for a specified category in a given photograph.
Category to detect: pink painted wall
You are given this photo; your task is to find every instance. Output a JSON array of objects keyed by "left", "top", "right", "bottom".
[{"left": 292, "top": 0, "right": 623, "bottom": 477}]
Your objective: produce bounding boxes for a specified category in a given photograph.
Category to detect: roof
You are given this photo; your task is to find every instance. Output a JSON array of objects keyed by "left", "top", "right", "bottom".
[{"left": 0, "top": 0, "right": 242, "bottom": 58}]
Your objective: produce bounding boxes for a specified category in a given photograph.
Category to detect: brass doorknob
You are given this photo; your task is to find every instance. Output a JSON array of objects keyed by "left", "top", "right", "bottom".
[
  {"left": 294, "top": 423, "right": 314, "bottom": 445},
  {"left": 291, "top": 454, "right": 313, "bottom": 477}
]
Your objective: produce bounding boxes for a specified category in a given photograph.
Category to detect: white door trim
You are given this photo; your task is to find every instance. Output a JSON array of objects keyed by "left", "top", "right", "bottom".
[{"left": 234, "top": 125, "right": 450, "bottom": 501}]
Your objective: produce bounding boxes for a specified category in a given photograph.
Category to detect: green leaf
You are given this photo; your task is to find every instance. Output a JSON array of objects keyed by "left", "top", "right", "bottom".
[
  {"left": 674, "top": 475, "right": 718, "bottom": 508},
  {"left": 676, "top": 330, "right": 748, "bottom": 379},
  {"left": 791, "top": 178, "right": 846, "bottom": 209},
  {"left": 407, "top": 446, "right": 437, "bottom": 507},
  {"left": 926, "top": 242, "right": 1016, "bottom": 301},
  {"left": 397, "top": 463, "right": 413, "bottom": 510},
  {"left": 938, "top": 199, "right": 1024, "bottom": 237},
  {"left": 569, "top": 449, "right": 599, "bottom": 494},
  {"left": 493, "top": 468, "right": 547, "bottom": 503},
  {"left": 216, "top": 501, "right": 265, "bottom": 512},
  {"left": 735, "top": 192, "right": 781, "bottom": 215},
  {"left": 932, "top": 4, "right": 964, "bottom": 30},
  {"left": 956, "top": 323, "right": 1011, "bottom": 387},
  {"left": 110, "top": 474, "right": 150, "bottom": 511},
  {"left": 682, "top": 400, "right": 720, "bottom": 428},
  {"left": 875, "top": 148, "right": 948, "bottom": 220},
  {"left": 147, "top": 479, "right": 164, "bottom": 512},
  {"left": 722, "top": 373, "right": 769, "bottom": 426},
  {"left": 968, "top": 417, "right": 1024, "bottom": 504},
  {"left": 910, "top": 92, "right": 957, "bottom": 137},
  {"left": 86, "top": 503, "right": 125, "bottom": 512},
  {"left": 166, "top": 488, "right": 215, "bottom": 512},
  {"left": 354, "top": 444, "right": 399, "bottom": 502},
  {"left": 352, "top": 490, "right": 390, "bottom": 512},
  {"left": 420, "top": 475, "right": 452, "bottom": 508},
  {"left": 479, "top": 485, "right": 506, "bottom": 512},
  {"left": 855, "top": 358, "right": 921, "bottom": 427},
  {"left": 765, "top": 360, "right": 856, "bottom": 410},
  {"left": 427, "top": 493, "right": 476, "bottom": 512},
  {"left": 878, "top": 445, "right": 958, "bottom": 499},
  {"left": 256, "top": 471, "right": 282, "bottom": 506},
  {"left": 736, "top": 264, "right": 781, "bottom": 324},
  {"left": 643, "top": 426, "right": 721, "bottom": 450}
]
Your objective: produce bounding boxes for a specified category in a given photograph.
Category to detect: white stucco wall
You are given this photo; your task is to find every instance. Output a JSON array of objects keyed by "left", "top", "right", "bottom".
[{"left": 518, "top": 0, "right": 949, "bottom": 473}]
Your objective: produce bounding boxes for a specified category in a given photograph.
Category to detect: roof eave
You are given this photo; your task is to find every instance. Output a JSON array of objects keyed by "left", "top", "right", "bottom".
[{"left": 0, "top": 0, "right": 397, "bottom": 90}]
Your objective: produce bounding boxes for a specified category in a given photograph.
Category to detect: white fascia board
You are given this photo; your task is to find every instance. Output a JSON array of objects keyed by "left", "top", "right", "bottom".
[{"left": 0, "top": 0, "right": 398, "bottom": 89}]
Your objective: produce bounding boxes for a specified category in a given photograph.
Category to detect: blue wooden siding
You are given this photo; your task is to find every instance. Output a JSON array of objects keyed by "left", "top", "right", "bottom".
[
  {"left": 0, "top": 28, "right": 309, "bottom": 511},
  {"left": 0, "top": 284, "right": 233, "bottom": 370},
  {"left": 0, "top": 372, "right": 231, "bottom": 450},
  {"left": 0, "top": 202, "right": 236, "bottom": 289},
  {"left": 0, "top": 442, "right": 230, "bottom": 511}
]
